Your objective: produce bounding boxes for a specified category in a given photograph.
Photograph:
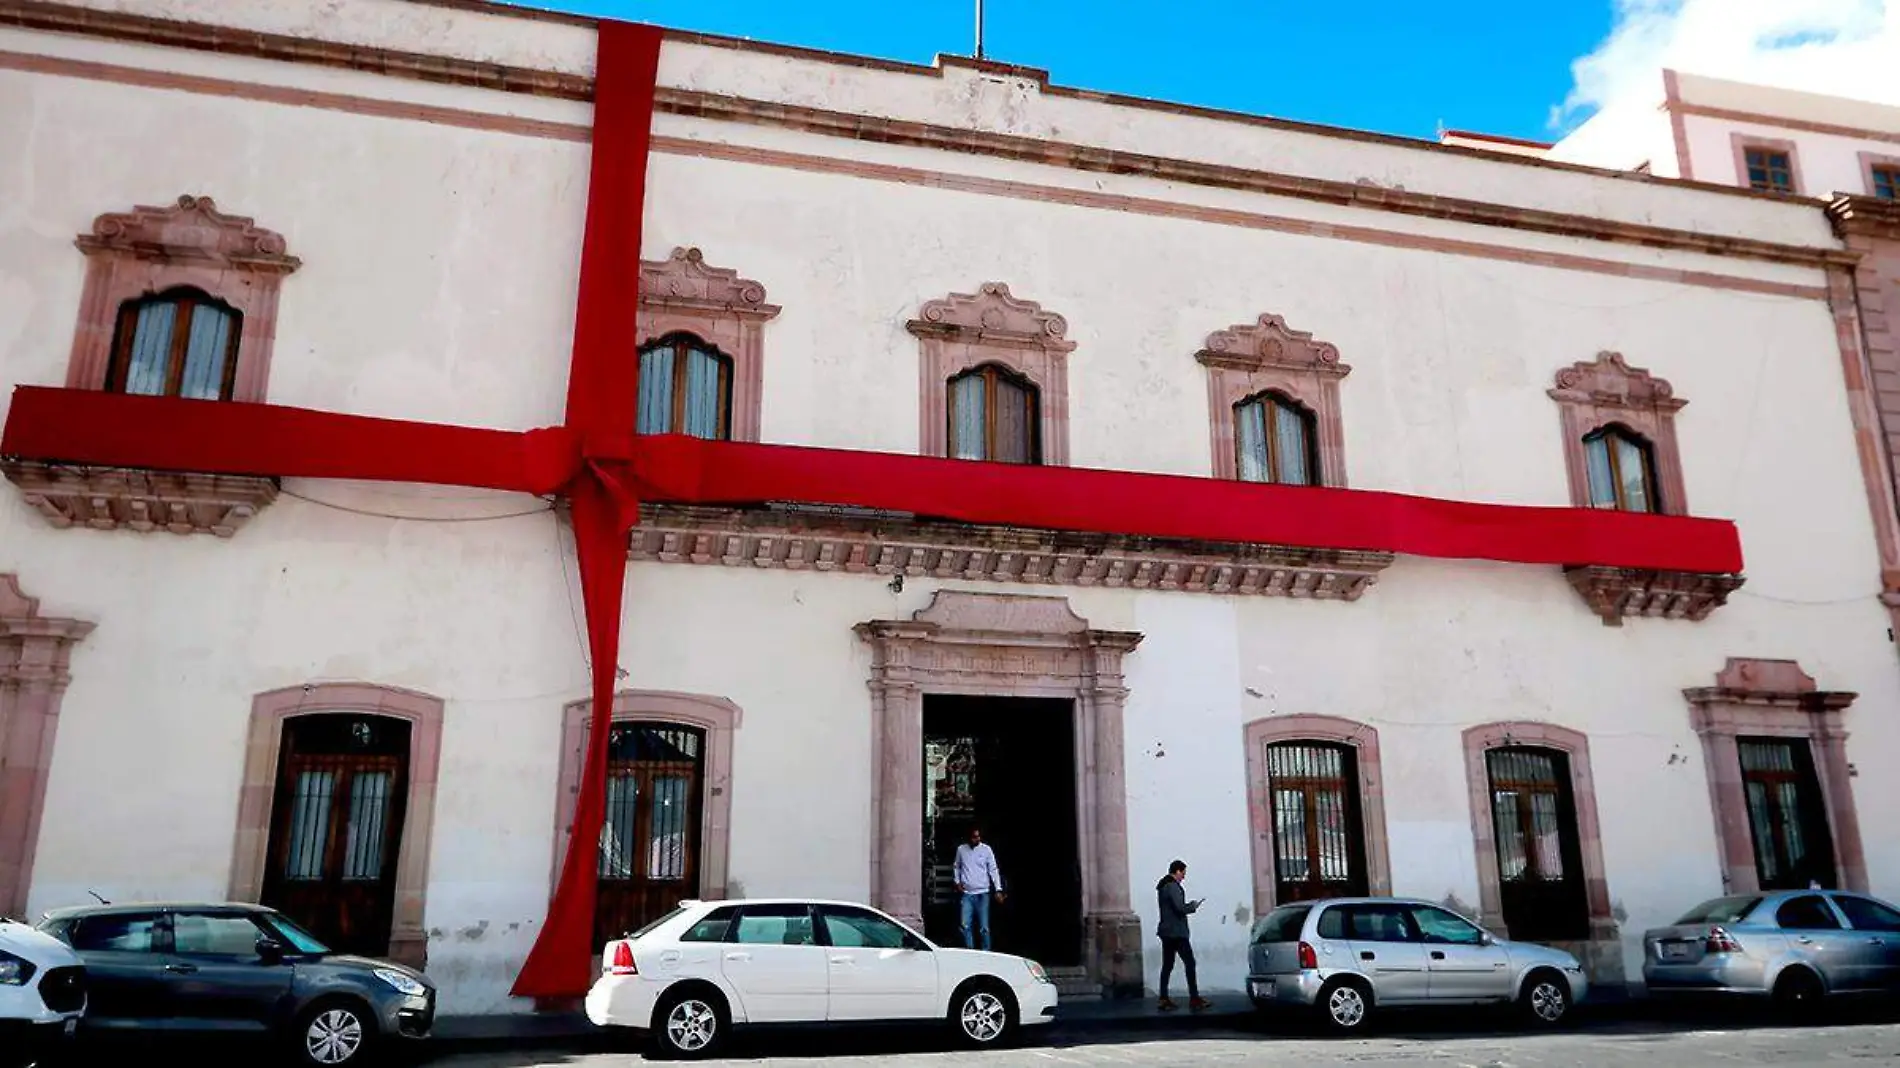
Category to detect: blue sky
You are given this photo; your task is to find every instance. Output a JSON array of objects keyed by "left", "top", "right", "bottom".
[{"left": 502, "top": 1, "right": 1619, "bottom": 142}]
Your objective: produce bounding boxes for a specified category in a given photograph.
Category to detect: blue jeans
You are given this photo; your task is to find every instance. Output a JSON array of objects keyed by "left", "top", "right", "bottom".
[{"left": 959, "top": 891, "right": 992, "bottom": 950}]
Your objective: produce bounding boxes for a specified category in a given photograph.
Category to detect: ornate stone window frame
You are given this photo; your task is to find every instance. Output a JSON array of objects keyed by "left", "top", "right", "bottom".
[
  {"left": 1242, "top": 715, "right": 1391, "bottom": 917},
  {"left": 638, "top": 248, "right": 780, "bottom": 443},
  {"left": 231, "top": 683, "right": 444, "bottom": 968},
  {"left": 0, "top": 575, "right": 93, "bottom": 918},
  {"left": 1462, "top": 722, "right": 1619, "bottom": 975},
  {"left": 857, "top": 591, "right": 1141, "bottom": 994},
  {"left": 908, "top": 284, "right": 1076, "bottom": 466},
  {"left": 548, "top": 690, "right": 742, "bottom": 903},
  {"left": 5, "top": 195, "right": 293, "bottom": 537},
  {"left": 1683, "top": 658, "right": 1865, "bottom": 894},
  {"left": 1198, "top": 314, "right": 1351, "bottom": 486},
  {"left": 1548, "top": 352, "right": 1689, "bottom": 515}
]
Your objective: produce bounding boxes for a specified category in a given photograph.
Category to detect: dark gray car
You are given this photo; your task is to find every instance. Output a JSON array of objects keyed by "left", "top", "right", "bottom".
[{"left": 36, "top": 902, "right": 433, "bottom": 1066}]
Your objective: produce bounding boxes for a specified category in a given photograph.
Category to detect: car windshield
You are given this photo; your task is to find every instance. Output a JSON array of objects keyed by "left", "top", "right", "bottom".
[
  {"left": 1673, "top": 896, "right": 1761, "bottom": 925},
  {"left": 628, "top": 906, "right": 688, "bottom": 942},
  {"left": 1252, "top": 906, "right": 1311, "bottom": 944},
  {"left": 259, "top": 913, "right": 331, "bottom": 955}
]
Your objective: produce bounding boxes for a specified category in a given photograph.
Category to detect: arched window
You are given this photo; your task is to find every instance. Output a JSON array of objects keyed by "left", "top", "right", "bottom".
[
  {"left": 105, "top": 287, "right": 241, "bottom": 400},
  {"left": 637, "top": 333, "right": 733, "bottom": 439},
  {"left": 947, "top": 364, "right": 1040, "bottom": 464},
  {"left": 1235, "top": 392, "right": 1318, "bottom": 485},
  {"left": 1582, "top": 425, "right": 1658, "bottom": 512}
]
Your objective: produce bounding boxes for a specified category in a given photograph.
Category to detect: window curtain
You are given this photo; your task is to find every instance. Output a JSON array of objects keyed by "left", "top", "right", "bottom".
[
  {"left": 1583, "top": 436, "right": 1616, "bottom": 507},
  {"left": 637, "top": 346, "right": 675, "bottom": 433},
  {"left": 283, "top": 770, "right": 335, "bottom": 881},
  {"left": 681, "top": 346, "right": 723, "bottom": 439},
  {"left": 1274, "top": 400, "right": 1311, "bottom": 485},
  {"left": 124, "top": 300, "right": 179, "bottom": 396},
  {"left": 949, "top": 373, "right": 986, "bottom": 460},
  {"left": 1236, "top": 400, "right": 1269, "bottom": 482},
  {"left": 598, "top": 774, "right": 639, "bottom": 880},
  {"left": 179, "top": 303, "right": 235, "bottom": 400},
  {"left": 1614, "top": 434, "right": 1651, "bottom": 512}
]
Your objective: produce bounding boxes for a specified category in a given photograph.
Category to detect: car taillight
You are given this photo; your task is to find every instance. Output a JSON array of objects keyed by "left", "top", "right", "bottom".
[
  {"left": 609, "top": 941, "right": 638, "bottom": 975},
  {"left": 1298, "top": 941, "right": 1318, "bottom": 970},
  {"left": 1706, "top": 926, "right": 1741, "bottom": 954}
]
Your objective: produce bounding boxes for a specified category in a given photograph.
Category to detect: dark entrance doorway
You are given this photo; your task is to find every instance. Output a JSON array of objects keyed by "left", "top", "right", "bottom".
[
  {"left": 262, "top": 715, "right": 410, "bottom": 956},
  {"left": 1486, "top": 746, "right": 1589, "bottom": 942},
  {"left": 593, "top": 722, "right": 707, "bottom": 948},
  {"left": 1737, "top": 737, "right": 1837, "bottom": 890},
  {"left": 921, "top": 695, "right": 1082, "bottom": 967}
]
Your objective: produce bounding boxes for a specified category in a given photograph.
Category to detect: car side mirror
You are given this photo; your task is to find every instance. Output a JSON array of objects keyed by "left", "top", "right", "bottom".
[
  {"left": 903, "top": 934, "right": 932, "bottom": 952},
  {"left": 256, "top": 937, "right": 287, "bottom": 964},
  {"left": 1478, "top": 931, "right": 1496, "bottom": 946}
]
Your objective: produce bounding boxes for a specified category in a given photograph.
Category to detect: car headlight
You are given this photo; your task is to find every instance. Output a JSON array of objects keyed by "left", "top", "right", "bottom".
[
  {"left": 374, "top": 968, "right": 427, "bottom": 997},
  {"left": 0, "top": 949, "right": 35, "bottom": 986},
  {"left": 1025, "top": 960, "right": 1052, "bottom": 985}
]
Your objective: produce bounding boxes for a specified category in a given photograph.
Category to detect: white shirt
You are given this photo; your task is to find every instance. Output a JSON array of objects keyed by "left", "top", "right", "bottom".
[{"left": 953, "top": 842, "right": 1003, "bottom": 894}]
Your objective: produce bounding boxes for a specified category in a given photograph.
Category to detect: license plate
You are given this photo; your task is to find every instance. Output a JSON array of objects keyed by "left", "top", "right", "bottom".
[
  {"left": 63, "top": 1018, "right": 78, "bottom": 1036},
  {"left": 1660, "top": 942, "right": 1691, "bottom": 961},
  {"left": 1250, "top": 979, "right": 1275, "bottom": 997}
]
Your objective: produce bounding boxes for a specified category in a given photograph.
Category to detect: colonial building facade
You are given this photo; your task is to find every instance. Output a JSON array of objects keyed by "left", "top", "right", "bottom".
[{"left": 4, "top": 0, "right": 1900, "bottom": 1015}]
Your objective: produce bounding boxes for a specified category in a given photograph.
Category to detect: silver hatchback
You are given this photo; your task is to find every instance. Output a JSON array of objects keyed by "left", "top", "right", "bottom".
[
  {"left": 1642, "top": 890, "right": 1900, "bottom": 1010},
  {"left": 1247, "top": 897, "right": 1588, "bottom": 1033}
]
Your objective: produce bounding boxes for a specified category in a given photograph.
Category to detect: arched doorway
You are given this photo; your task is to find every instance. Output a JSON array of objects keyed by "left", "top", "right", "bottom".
[
  {"left": 261, "top": 714, "right": 411, "bottom": 955},
  {"left": 593, "top": 722, "right": 707, "bottom": 947}
]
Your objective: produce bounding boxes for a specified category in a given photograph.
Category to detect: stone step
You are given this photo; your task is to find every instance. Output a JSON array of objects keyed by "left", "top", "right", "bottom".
[{"left": 1046, "top": 966, "right": 1103, "bottom": 1002}]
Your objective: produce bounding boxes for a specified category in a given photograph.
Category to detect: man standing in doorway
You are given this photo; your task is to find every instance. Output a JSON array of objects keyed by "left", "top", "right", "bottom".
[
  {"left": 954, "top": 826, "right": 1005, "bottom": 950},
  {"left": 1156, "top": 859, "right": 1209, "bottom": 1011}
]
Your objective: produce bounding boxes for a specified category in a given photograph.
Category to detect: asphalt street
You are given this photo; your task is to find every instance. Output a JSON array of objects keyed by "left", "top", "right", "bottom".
[{"left": 417, "top": 1016, "right": 1900, "bottom": 1067}]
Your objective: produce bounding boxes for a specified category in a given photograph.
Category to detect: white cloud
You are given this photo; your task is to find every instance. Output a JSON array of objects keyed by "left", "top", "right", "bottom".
[{"left": 1554, "top": 0, "right": 1900, "bottom": 130}]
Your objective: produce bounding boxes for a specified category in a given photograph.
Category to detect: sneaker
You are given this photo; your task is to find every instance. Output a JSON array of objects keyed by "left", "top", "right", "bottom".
[
  {"left": 1157, "top": 998, "right": 1178, "bottom": 1012},
  {"left": 1189, "top": 997, "right": 1213, "bottom": 1012}
]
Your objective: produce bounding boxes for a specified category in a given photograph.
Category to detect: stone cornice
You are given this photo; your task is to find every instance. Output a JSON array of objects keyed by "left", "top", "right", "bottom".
[
  {"left": 3, "top": 461, "right": 279, "bottom": 537},
  {"left": 1830, "top": 194, "right": 1900, "bottom": 241},
  {"left": 630, "top": 504, "right": 1394, "bottom": 600},
  {"left": 1564, "top": 565, "right": 1745, "bottom": 626}
]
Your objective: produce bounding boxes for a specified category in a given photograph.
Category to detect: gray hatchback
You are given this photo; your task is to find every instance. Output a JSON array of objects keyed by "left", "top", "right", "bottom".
[
  {"left": 1642, "top": 889, "right": 1900, "bottom": 1010},
  {"left": 37, "top": 902, "right": 433, "bottom": 1066},
  {"left": 1247, "top": 897, "right": 1588, "bottom": 1032}
]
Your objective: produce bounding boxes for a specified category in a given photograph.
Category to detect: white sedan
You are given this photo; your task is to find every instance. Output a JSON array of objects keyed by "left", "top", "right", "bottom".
[{"left": 585, "top": 898, "right": 1058, "bottom": 1057}]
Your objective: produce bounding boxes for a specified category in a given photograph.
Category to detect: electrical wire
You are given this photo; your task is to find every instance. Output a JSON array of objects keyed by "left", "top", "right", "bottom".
[{"left": 279, "top": 486, "right": 555, "bottom": 522}]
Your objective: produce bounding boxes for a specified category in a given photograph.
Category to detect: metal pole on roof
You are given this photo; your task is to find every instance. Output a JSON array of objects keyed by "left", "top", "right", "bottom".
[{"left": 975, "top": 0, "right": 986, "bottom": 59}]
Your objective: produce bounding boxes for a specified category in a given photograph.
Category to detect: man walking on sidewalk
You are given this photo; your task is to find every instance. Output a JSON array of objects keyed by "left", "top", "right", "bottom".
[
  {"left": 1155, "top": 859, "right": 1209, "bottom": 1012},
  {"left": 954, "top": 825, "right": 1005, "bottom": 950}
]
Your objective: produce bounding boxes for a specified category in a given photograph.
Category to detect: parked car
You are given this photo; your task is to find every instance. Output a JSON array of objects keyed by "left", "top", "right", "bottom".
[
  {"left": 0, "top": 915, "right": 86, "bottom": 1068},
  {"left": 1643, "top": 889, "right": 1900, "bottom": 1010},
  {"left": 586, "top": 898, "right": 1059, "bottom": 1058},
  {"left": 36, "top": 902, "right": 433, "bottom": 1067},
  {"left": 1247, "top": 896, "right": 1588, "bottom": 1032}
]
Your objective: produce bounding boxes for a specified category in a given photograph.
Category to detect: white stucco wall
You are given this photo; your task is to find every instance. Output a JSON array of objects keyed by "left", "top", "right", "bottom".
[
  {"left": 3, "top": 8, "right": 1897, "bottom": 1017},
  {"left": 1680, "top": 111, "right": 1897, "bottom": 198}
]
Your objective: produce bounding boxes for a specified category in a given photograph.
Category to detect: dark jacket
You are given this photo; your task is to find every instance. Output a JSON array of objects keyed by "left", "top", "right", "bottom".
[{"left": 1155, "top": 875, "right": 1199, "bottom": 940}]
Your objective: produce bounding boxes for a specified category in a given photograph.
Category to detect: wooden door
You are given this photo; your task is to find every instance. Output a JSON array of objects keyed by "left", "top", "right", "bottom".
[
  {"left": 1738, "top": 738, "right": 1837, "bottom": 890},
  {"left": 262, "top": 715, "right": 410, "bottom": 956},
  {"left": 1486, "top": 747, "right": 1588, "bottom": 941},
  {"left": 592, "top": 723, "right": 705, "bottom": 947},
  {"left": 1266, "top": 742, "right": 1368, "bottom": 903}
]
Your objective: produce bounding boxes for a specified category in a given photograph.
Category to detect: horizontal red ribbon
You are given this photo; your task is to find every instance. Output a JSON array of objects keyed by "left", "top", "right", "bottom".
[{"left": 3, "top": 385, "right": 1743, "bottom": 575}]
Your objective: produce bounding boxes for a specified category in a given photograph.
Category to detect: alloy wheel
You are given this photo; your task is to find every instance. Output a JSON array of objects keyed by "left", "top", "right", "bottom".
[
  {"left": 961, "top": 991, "right": 1007, "bottom": 1042},
  {"left": 306, "top": 1007, "right": 365, "bottom": 1065},
  {"left": 1327, "top": 985, "right": 1367, "bottom": 1028},
  {"left": 666, "top": 998, "right": 719, "bottom": 1053},
  {"left": 1530, "top": 980, "right": 1567, "bottom": 1021}
]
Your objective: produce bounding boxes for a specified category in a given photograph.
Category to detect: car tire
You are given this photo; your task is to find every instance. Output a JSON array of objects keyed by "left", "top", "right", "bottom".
[
  {"left": 1772, "top": 967, "right": 1825, "bottom": 1022},
  {"left": 650, "top": 986, "right": 729, "bottom": 1060},
  {"left": 1317, "top": 977, "right": 1374, "bottom": 1034},
  {"left": 1519, "top": 969, "right": 1572, "bottom": 1027},
  {"left": 950, "top": 981, "right": 1017, "bottom": 1048},
  {"left": 293, "top": 998, "right": 377, "bottom": 1067}
]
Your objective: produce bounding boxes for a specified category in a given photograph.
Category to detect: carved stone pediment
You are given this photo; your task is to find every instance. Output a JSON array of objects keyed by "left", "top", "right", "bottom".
[
  {"left": 639, "top": 247, "right": 780, "bottom": 319},
  {"left": 1197, "top": 313, "right": 1349, "bottom": 377},
  {"left": 906, "top": 283, "right": 1075, "bottom": 351},
  {"left": 1548, "top": 352, "right": 1683, "bottom": 413},
  {"left": 3, "top": 461, "right": 279, "bottom": 537},
  {"left": 913, "top": 590, "right": 1087, "bottom": 634},
  {"left": 76, "top": 194, "right": 300, "bottom": 274},
  {"left": 1564, "top": 565, "right": 1743, "bottom": 626}
]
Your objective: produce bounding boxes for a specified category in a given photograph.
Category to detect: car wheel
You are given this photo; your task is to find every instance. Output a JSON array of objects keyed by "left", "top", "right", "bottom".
[
  {"left": 1519, "top": 969, "right": 1572, "bottom": 1027},
  {"left": 295, "top": 999, "right": 375, "bottom": 1067},
  {"left": 1773, "top": 967, "right": 1825, "bottom": 1021},
  {"left": 651, "top": 988, "right": 728, "bottom": 1060},
  {"left": 951, "top": 982, "right": 1016, "bottom": 1048},
  {"left": 1317, "top": 978, "right": 1373, "bottom": 1034}
]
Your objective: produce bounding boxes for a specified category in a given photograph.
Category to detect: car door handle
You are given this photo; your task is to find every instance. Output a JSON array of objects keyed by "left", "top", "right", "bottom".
[
  {"left": 163, "top": 963, "right": 198, "bottom": 974},
  {"left": 829, "top": 956, "right": 852, "bottom": 965},
  {"left": 724, "top": 952, "right": 751, "bottom": 962},
  {"left": 1359, "top": 951, "right": 1375, "bottom": 961},
  {"left": 1797, "top": 937, "right": 1815, "bottom": 945},
  {"left": 1430, "top": 951, "right": 1446, "bottom": 960},
  {"left": 1869, "top": 938, "right": 1885, "bottom": 946}
]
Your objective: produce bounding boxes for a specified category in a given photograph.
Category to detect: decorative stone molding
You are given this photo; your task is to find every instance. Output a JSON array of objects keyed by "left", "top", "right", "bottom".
[
  {"left": 1242, "top": 715, "right": 1391, "bottom": 917},
  {"left": 1197, "top": 314, "right": 1351, "bottom": 486},
  {"left": 1461, "top": 721, "right": 1621, "bottom": 986},
  {"left": 857, "top": 592, "right": 1143, "bottom": 995},
  {"left": 1827, "top": 196, "right": 1900, "bottom": 621},
  {"left": 232, "top": 684, "right": 444, "bottom": 969},
  {"left": 550, "top": 690, "right": 742, "bottom": 903},
  {"left": 1683, "top": 658, "right": 1865, "bottom": 895},
  {"left": 1563, "top": 565, "right": 1744, "bottom": 626},
  {"left": 638, "top": 248, "right": 780, "bottom": 442},
  {"left": 1548, "top": 352, "right": 1690, "bottom": 515},
  {"left": 909, "top": 283, "right": 1075, "bottom": 465},
  {"left": 2, "top": 461, "right": 280, "bottom": 537},
  {"left": 0, "top": 576, "right": 94, "bottom": 918},
  {"left": 67, "top": 194, "right": 300, "bottom": 402},
  {"left": 628, "top": 504, "right": 1394, "bottom": 599}
]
